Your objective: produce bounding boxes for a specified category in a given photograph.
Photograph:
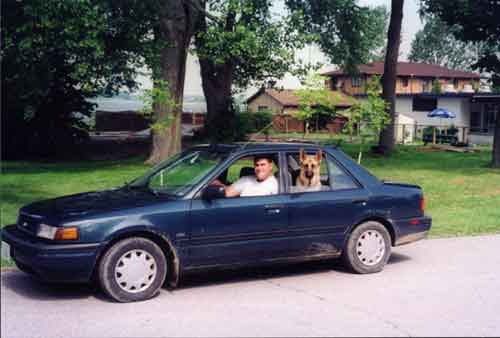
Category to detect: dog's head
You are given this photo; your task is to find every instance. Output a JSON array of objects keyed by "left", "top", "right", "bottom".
[{"left": 299, "top": 148, "right": 322, "bottom": 180}]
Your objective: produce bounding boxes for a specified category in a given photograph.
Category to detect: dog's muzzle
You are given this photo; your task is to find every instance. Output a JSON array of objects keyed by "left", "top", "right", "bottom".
[{"left": 305, "top": 171, "right": 314, "bottom": 179}]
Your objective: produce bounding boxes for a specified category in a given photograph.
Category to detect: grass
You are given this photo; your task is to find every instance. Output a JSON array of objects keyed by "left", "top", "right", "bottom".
[{"left": 1, "top": 142, "right": 500, "bottom": 267}]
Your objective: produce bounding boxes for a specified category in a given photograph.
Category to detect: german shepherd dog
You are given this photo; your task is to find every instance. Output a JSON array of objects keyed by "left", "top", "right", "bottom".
[{"left": 296, "top": 148, "right": 322, "bottom": 191}]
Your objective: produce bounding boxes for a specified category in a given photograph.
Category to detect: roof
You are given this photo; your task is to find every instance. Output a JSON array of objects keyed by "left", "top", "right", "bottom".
[
  {"left": 246, "top": 88, "right": 356, "bottom": 108},
  {"left": 321, "top": 62, "right": 481, "bottom": 79}
]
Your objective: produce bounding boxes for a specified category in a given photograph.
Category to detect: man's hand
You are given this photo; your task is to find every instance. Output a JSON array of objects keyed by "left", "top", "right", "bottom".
[{"left": 210, "top": 179, "right": 225, "bottom": 187}]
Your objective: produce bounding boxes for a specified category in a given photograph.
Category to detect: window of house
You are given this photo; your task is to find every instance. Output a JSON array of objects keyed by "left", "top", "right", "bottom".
[
  {"left": 286, "top": 151, "right": 359, "bottom": 193},
  {"left": 412, "top": 96, "right": 437, "bottom": 111},
  {"left": 330, "top": 77, "right": 338, "bottom": 90},
  {"left": 469, "top": 104, "right": 499, "bottom": 134},
  {"left": 401, "top": 77, "right": 409, "bottom": 87},
  {"left": 453, "top": 79, "right": 459, "bottom": 89},
  {"left": 351, "top": 76, "right": 362, "bottom": 88},
  {"left": 422, "top": 79, "right": 432, "bottom": 93},
  {"left": 258, "top": 105, "right": 269, "bottom": 112}
]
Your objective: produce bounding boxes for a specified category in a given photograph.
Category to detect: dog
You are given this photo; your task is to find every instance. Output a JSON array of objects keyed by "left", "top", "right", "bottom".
[{"left": 296, "top": 148, "right": 322, "bottom": 191}]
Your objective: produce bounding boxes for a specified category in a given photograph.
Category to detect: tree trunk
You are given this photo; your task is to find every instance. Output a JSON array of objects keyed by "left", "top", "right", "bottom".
[
  {"left": 377, "top": 0, "right": 404, "bottom": 155},
  {"left": 198, "top": 57, "right": 234, "bottom": 141},
  {"left": 493, "top": 111, "right": 500, "bottom": 167},
  {"left": 195, "top": 6, "right": 236, "bottom": 142},
  {"left": 146, "top": 0, "right": 200, "bottom": 165}
]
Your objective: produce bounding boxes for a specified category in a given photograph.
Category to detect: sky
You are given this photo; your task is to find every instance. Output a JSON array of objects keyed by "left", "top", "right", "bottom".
[{"left": 137, "top": 0, "right": 424, "bottom": 98}]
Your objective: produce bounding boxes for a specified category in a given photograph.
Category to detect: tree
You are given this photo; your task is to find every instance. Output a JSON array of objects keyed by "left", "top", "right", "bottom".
[
  {"left": 344, "top": 76, "right": 390, "bottom": 163},
  {"left": 1, "top": 0, "right": 160, "bottom": 159},
  {"left": 377, "top": 0, "right": 404, "bottom": 155},
  {"left": 194, "top": 0, "right": 307, "bottom": 141},
  {"left": 296, "top": 74, "right": 349, "bottom": 136},
  {"left": 420, "top": 0, "right": 500, "bottom": 167},
  {"left": 285, "top": 0, "right": 388, "bottom": 74},
  {"left": 144, "top": 0, "right": 201, "bottom": 164},
  {"left": 408, "top": 15, "right": 484, "bottom": 71}
]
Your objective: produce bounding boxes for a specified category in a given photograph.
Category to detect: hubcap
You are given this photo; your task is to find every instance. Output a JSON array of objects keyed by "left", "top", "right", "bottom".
[
  {"left": 356, "top": 230, "right": 386, "bottom": 266},
  {"left": 115, "top": 249, "right": 157, "bottom": 293}
]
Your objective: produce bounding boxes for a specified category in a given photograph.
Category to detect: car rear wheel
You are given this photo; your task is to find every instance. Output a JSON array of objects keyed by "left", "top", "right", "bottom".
[
  {"left": 98, "top": 237, "right": 167, "bottom": 302},
  {"left": 342, "top": 221, "right": 391, "bottom": 274}
]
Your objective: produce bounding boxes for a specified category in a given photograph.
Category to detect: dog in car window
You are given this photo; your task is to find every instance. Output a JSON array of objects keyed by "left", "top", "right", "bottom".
[{"left": 295, "top": 148, "right": 322, "bottom": 192}]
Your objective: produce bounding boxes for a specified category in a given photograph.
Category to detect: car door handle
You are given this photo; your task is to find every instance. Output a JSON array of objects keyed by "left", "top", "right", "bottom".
[
  {"left": 352, "top": 199, "right": 368, "bottom": 205},
  {"left": 265, "top": 204, "right": 284, "bottom": 214}
]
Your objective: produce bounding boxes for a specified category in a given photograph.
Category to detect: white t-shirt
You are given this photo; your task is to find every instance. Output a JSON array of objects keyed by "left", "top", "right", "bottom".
[{"left": 230, "top": 175, "right": 278, "bottom": 197}]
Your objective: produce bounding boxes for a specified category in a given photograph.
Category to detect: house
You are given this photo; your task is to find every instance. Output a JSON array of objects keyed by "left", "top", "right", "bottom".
[
  {"left": 89, "top": 94, "right": 206, "bottom": 137},
  {"left": 246, "top": 88, "right": 356, "bottom": 133},
  {"left": 322, "top": 61, "right": 499, "bottom": 144}
]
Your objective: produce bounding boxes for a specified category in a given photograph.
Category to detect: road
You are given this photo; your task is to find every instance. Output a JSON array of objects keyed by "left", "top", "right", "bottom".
[{"left": 2, "top": 235, "right": 500, "bottom": 337}]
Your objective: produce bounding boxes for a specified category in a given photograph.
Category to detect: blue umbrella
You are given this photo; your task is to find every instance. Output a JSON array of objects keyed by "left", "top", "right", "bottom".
[
  {"left": 427, "top": 108, "right": 456, "bottom": 119},
  {"left": 427, "top": 108, "right": 456, "bottom": 144}
]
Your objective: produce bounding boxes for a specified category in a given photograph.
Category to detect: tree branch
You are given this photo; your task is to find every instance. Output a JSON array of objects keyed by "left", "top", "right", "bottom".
[{"left": 183, "top": 0, "right": 223, "bottom": 24}]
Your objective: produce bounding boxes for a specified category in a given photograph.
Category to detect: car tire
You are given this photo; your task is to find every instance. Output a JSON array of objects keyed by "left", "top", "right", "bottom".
[
  {"left": 342, "top": 221, "right": 391, "bottom": 274},
  {"left": 98, "top": 237, "right": 167, "bottom": 302}
]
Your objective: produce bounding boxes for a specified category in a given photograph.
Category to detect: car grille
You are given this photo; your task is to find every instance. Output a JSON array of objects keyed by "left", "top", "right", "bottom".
[{"left": 17, "top": 212, "right": 42, "bottom": 236}]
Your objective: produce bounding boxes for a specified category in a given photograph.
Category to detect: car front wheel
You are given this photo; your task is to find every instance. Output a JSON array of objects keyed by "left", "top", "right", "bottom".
[
  {"left": 342, "top": 221, "right": 391, "bottom": 274},
  {"left": 98, "top": 237, "right": 167, "bottom": 302}
]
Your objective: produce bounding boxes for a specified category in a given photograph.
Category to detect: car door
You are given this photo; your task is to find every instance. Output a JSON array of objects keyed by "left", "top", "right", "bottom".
[
  {"left": 187, "top": 152, "right": 289, "bottom": 267},
  {"left": 284, "top": 150, "right": 370, "bottom": 257}
]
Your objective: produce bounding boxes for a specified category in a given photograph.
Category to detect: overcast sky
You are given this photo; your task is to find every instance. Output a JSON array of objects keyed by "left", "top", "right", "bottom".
[{"left": 137, "top": 0, "right": 424, "bottom": 97}]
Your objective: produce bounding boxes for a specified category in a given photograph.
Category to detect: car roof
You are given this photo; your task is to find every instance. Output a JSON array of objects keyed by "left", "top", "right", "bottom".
[{"left": 192, "top": 142, "right": 329, "bottom": 153}]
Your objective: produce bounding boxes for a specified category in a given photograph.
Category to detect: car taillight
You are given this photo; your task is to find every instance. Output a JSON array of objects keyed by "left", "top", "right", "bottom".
[{"left": 420, "top": 196, "right": 425, "bottom": 213}]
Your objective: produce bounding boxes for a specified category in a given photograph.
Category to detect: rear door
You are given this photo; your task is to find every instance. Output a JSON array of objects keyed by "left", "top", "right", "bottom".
[{"left": 284, "top": 150, "right": 370, "bottom": 256}]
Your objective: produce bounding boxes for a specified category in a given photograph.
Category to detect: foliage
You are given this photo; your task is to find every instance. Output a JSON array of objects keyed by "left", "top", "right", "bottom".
[
  {"left": 408, "top": 15, "right": 484, "bottom": 71},
  {"left": 1, "top": 0, "right": 163, "bottom": 159},
  {"left": 234, "top": 110, "right": 273, "bottom": 141},
  {"left": 420, "top": 0, "right": 500, "bottom": 87},
  {"left": 285, "top": 0, "right": 388, "bottom": 74},
  {"left": 296, "top": 74, "right": 344, "bottom": 135},
  {"left": 139, "top": 80, "right": 178, "bottom": 132},
  {"left": 345, "top": 76, "right": 390, "bottom": 162},
  {"left": 195, "top": 1, "right": 310, "bottom": 90},
  {"left": 420, "top": 0, "right": 500, "bottom": 167},
  {"left": 432, "top": 79, "right": 442, "bottom": 94}
]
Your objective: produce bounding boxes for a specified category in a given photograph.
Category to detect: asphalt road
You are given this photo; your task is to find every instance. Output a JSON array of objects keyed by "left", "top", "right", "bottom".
[{"left": 2, "top": 235, "right": 500, "bottom": 337}]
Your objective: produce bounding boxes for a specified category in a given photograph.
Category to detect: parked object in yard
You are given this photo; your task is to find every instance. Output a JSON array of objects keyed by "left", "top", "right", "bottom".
[{"left": 2, "top": 143, "right": 431, "bottom": 302}]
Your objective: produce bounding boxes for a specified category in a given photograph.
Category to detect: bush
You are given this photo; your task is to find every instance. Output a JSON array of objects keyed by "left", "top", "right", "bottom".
[{"left": 234, "top": 111, "right": 273, "bottom": 140}]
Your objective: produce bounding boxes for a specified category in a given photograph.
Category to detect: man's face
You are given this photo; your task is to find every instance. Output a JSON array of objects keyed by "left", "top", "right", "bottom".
[{"left": 254, "top": 158, "right": 273, "bottom": 181}]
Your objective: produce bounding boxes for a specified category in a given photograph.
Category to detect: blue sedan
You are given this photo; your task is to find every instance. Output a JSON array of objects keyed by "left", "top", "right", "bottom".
[{"left": 2, "top": 143, "right": 431, "bottom": 302}]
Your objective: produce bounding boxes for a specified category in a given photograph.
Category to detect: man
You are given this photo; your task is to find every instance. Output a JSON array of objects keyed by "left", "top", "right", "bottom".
[{"left": 213, "top": 155, "right": 278, "bottom": 197}]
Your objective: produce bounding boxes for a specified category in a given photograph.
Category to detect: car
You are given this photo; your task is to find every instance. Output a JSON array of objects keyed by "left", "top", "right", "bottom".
[{"left": 2, "top": 142, "right": 431, "bottom": 302}]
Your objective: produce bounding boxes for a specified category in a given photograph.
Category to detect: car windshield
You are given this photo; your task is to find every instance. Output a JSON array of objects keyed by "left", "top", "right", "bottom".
[{"left": 128, "top": 149, "right": 228, "bottom": 196}]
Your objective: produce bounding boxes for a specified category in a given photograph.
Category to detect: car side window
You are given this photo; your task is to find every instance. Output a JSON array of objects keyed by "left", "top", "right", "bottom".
[
  {"left": 212, "top": 153, "right": 281, "bottom": 196},
  {"left": 325, "top": 155, "right": 360, "bottom": 191},
  {"left": 287, "top": 151, "right": 359, "bottom": 193}
]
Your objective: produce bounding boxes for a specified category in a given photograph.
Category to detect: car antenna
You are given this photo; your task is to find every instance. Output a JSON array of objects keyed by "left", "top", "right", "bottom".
[{"left": 238, "top": 120, "right": 274, "bottom": 151}]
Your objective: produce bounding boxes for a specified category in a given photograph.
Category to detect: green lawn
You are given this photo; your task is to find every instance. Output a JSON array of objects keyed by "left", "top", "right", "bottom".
[{"left": 1, "top": 144, "right": 499, "bottom": 248}]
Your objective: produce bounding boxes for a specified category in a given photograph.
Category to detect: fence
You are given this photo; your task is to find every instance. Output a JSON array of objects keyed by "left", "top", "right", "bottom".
[{"left": 395, "top": 123, "right": 469, "bottom": 144}]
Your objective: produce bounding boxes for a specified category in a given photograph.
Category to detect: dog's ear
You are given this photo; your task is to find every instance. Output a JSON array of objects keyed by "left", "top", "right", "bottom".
[
  {"left": 299, "top": 148, "right": 306, "bottom": 163},
  {"left": 316, "top": 149, "right": 323, "bottom": 163}
]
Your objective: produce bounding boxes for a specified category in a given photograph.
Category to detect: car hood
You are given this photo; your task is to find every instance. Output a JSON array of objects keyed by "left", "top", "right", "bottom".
[{"left": 20, "top": 187, "right": 169, "bottom": 221}]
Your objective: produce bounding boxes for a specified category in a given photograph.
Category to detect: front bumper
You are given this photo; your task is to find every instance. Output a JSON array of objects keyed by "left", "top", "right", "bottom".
[
  {"left": 393, "top": 215, "right": 432, "bottom": 246},
  {"left": 1, "top": 225, "right": 104, "bottom": 283}
]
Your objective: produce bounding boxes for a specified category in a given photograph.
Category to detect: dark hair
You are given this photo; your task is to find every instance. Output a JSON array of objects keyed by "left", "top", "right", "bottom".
[{"left": 254, "top": 155, "right": 274, "bottom": 164}]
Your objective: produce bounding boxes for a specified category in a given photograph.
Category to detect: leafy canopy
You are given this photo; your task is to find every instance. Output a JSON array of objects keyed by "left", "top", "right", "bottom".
[
  {"left": 194, "top": 0, "right": 310, "bottom": 90},
  {"left": 408, "top": 15, "right": 484, "bottom": 72},
  {"left": 285, "top": 0, "right": 388, "bottom": 74}
]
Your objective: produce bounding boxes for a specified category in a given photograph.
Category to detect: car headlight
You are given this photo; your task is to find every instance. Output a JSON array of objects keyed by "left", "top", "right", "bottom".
[{"left": 37, "top": 224, "right": 79, "bottom": 240}]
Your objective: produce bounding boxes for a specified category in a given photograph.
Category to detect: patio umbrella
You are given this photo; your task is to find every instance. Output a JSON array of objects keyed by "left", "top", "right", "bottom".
[{"left": 427, "top": 108, "right": 456, "bottom": 144}]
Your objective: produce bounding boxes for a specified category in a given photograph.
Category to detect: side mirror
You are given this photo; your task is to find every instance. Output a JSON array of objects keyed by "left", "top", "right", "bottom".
[{"left": 202, "top": 185, "right": 225, "bottom": 201}]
